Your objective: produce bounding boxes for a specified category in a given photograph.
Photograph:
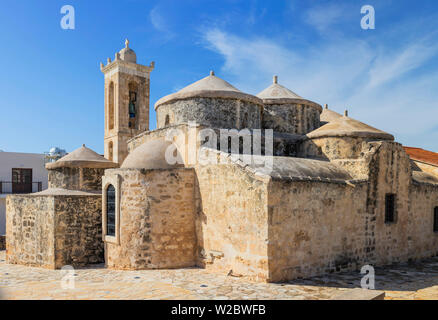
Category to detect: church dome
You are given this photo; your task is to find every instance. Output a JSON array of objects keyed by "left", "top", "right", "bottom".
[
  {"left": 121, "top": 139, "right": 184, "bottom": 169},
  {"left": 46, "top": 144, "right": 118, "bottom": 169},
  {"left": 320, "top": 105, "right": 343, "bottom": 124},
  {"left": 118, "top": 39, "right": 137, "bottom": 63},
  {"left": 256, "top": 76, "right": 322, "bottom": 111},
  {"left": 155, "top": 71, "right": 262, "bottom": 109},
  {"left": 307, "top": 114, "right": 394, "bottom": 140}
]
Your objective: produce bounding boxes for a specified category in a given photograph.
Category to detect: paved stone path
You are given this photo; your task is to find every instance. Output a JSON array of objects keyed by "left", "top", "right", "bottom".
[{"left": 1, "top": 251, "right": 437, "bottom": 300}]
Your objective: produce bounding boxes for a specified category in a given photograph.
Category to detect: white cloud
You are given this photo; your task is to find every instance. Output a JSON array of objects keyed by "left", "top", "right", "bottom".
[
  {"left": 150, "top": 6, "right": 174, "bottom": 40},
  {"left": 203, "top": 28, "right": 298, "bottom": 82},
  {"left": 367, "top": 40, "right": 438, "bottom": 89},
  {"left": 304, "top": 3, "right": 349, "bottom": 33},
  {"left": 201, "top": 27, "right": 438, "bottom": 150}
]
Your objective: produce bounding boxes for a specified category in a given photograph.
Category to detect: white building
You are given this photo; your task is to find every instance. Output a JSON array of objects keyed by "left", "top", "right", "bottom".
[{"left": 0, "top": 152, "right": 48, "bottom": 235}]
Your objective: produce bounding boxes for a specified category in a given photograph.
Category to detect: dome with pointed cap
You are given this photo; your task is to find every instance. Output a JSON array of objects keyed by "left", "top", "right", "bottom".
[
  {"left": 118, "top": 39, "right": 137, "bottom": 63},
  {"left": 121, "top": 140, "right": 183, "bottom": 169},
  {"left": 307, "top": 115, "right": 394, "bottom": 140},
  {"left": 256, "top": 76, "right": 322, "bottom": 111},
  {"left": 46, "top": 144, "right": 118, "bottom": 169},
  {"left": 320, "top": 105, "right": 343, "bottom": 124},
  {"left": 155, "top": 71, "right": 262, "bottom": 109}
]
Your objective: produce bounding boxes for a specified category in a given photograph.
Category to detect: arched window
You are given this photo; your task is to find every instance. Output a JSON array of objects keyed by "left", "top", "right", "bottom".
[
  {"left": 106, "top": 185, "right": 116, "bottom": 236},
  {"left": 165, "top": 114, "right": 170, "bottom": 126},
  {"left": 108, "top": 141, "right": 113, "bottom": 162},
  {"left": 108, "top": 82, "right": 115, "bottom": 130}
]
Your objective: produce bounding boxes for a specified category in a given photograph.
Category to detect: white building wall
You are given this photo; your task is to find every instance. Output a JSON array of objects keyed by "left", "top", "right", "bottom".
[
  {"left": 0, "top": 152, "right": 48, "bottom": 235},
  {"left": 0, "top": 198, "right": 5, "bottom": 235}
]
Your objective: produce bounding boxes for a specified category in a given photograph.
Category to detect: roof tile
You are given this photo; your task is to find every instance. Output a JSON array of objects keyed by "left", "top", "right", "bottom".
[{"left": 404, "top": 147, "right": 438, "bottom": 167}]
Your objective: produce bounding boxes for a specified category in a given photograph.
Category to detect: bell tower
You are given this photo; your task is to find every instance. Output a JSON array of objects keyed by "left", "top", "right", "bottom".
[{"left": 100, "top": 39, "right": 155, "bottom": 165}]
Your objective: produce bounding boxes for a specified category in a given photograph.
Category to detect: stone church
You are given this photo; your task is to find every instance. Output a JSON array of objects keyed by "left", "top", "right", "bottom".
[{"left": 5, "top": 41, "right": 438, "bottom": 282}]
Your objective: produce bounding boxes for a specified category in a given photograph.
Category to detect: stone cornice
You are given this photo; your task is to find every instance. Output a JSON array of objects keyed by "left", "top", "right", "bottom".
[{"left": 101, "top": 60, "right": 154, "bottom": 79}]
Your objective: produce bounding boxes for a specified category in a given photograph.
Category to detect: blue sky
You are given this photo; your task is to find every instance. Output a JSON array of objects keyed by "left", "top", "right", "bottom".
[{"left": 0, "top": 0, "right": 437, "bottom": 154}]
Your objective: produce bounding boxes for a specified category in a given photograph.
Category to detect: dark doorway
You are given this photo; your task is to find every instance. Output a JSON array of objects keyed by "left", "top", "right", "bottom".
[
  {"left": 434, "top": 207, "right": 438, "bottom": 233},
  {"left": 12, "top": 168, "right": 32, "bottom": 194},
  {"left": 385, "top": 194, "right": 396, "bottom": 224}
]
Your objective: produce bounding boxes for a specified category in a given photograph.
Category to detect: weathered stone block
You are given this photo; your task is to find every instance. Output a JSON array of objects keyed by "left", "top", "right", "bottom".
[{"left": 6, "top": 191, "right": 103, "bottom": 269}]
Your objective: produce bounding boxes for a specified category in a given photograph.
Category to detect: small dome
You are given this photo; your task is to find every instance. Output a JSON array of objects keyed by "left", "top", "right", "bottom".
[
  {"left": 155, "top": 71, "right": 262, "bottom": 109},
  {"left": 119, "top": 39, "right": 137, "bottom": 63},
  {"left": 257, "top": 76, "right": 322, "bottom": 111},
  {"left": 46, "top": 144, "right": 118, "bottom": 169},
  {"left": 121, "top": 139, "right": 184, "bottom": 169},
  {"left": 320, "top": 105, "right": 343, "bottom": 124},
  {"left": 307, "top": 115, "right": 394, "bottom": 140}
]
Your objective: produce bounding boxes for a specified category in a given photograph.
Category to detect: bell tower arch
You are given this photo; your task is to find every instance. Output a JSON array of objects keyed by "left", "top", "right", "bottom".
[{"left": 100, "top": 39, "right": 155, "bottom": 165}]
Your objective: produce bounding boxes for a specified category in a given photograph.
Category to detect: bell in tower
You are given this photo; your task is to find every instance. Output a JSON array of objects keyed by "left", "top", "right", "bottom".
[
  {"left": 128, "top": 87, "right": 137, "bottom": 129},
  {"left": 100, "top": 39, "right": 155, "bottom": 165}
]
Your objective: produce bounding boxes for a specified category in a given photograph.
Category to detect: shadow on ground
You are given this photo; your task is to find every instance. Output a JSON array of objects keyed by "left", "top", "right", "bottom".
[{"left": 288, "top": 257, "right": 438, "bottom": 292}]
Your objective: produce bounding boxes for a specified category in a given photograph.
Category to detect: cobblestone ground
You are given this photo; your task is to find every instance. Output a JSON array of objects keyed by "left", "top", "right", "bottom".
[{"left": 1, "top": 251, "right": 437, "bottom": 300}]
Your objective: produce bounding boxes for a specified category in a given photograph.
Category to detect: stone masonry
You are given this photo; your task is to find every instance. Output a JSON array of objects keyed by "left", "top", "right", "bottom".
[
  {"left": 103, "top": 168, "right": 197, "bottom": 270},
  {"left": 6, "top": 192, "right": 102, "bottom": 269}
]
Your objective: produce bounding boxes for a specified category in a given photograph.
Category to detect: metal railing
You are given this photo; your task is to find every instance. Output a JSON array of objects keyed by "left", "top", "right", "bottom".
[{"left": 0, "top": 182, "right": 43, "bottom": 194}]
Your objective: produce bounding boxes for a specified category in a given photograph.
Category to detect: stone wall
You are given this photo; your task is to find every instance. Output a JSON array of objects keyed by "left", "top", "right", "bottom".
[
  {"left": 7, "top": 195, "right": 55, "bottom": 268},
  {"left": 6, "top": 192, "right": 103, "bottom": 269},
  {"left": 104, "top": 168, "right": 197, "bottom": 270},
  {"left": 194, "top": 163, "right": 270, "bottom": 281},
  {"left": 48, "top": 167, "right": 106, "bottom": 192},
  {"left": 53, "top": 195, "right": 103, "bottom": 268},
  {"left": 408, "top": 182, "right": 438, "bottom": 259},
  {"left": 300, "top": 136, "right": 372, "bottom": 160},
  {"left": 262, "top": 103, "right": 320, "bottom": 135},
  {"left": 366, "top": 142, "right": 412, "bottom": 266},
  {"left": 267, "top": 179, "right": 369, "bottom": 281},
  {"left": 156, "top": 98, "right": 262, "bottom": 130},
  {"left": 266, "top": 141, "right": 438, "bottom": 281},
  {"left": 127, "top": 124, "right": 192, "bottom": 155}
]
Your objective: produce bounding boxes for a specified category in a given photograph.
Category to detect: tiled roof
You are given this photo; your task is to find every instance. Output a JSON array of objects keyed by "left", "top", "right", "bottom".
[{"left": 404, "top": 147, "right": 438, "bottom": 167}]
